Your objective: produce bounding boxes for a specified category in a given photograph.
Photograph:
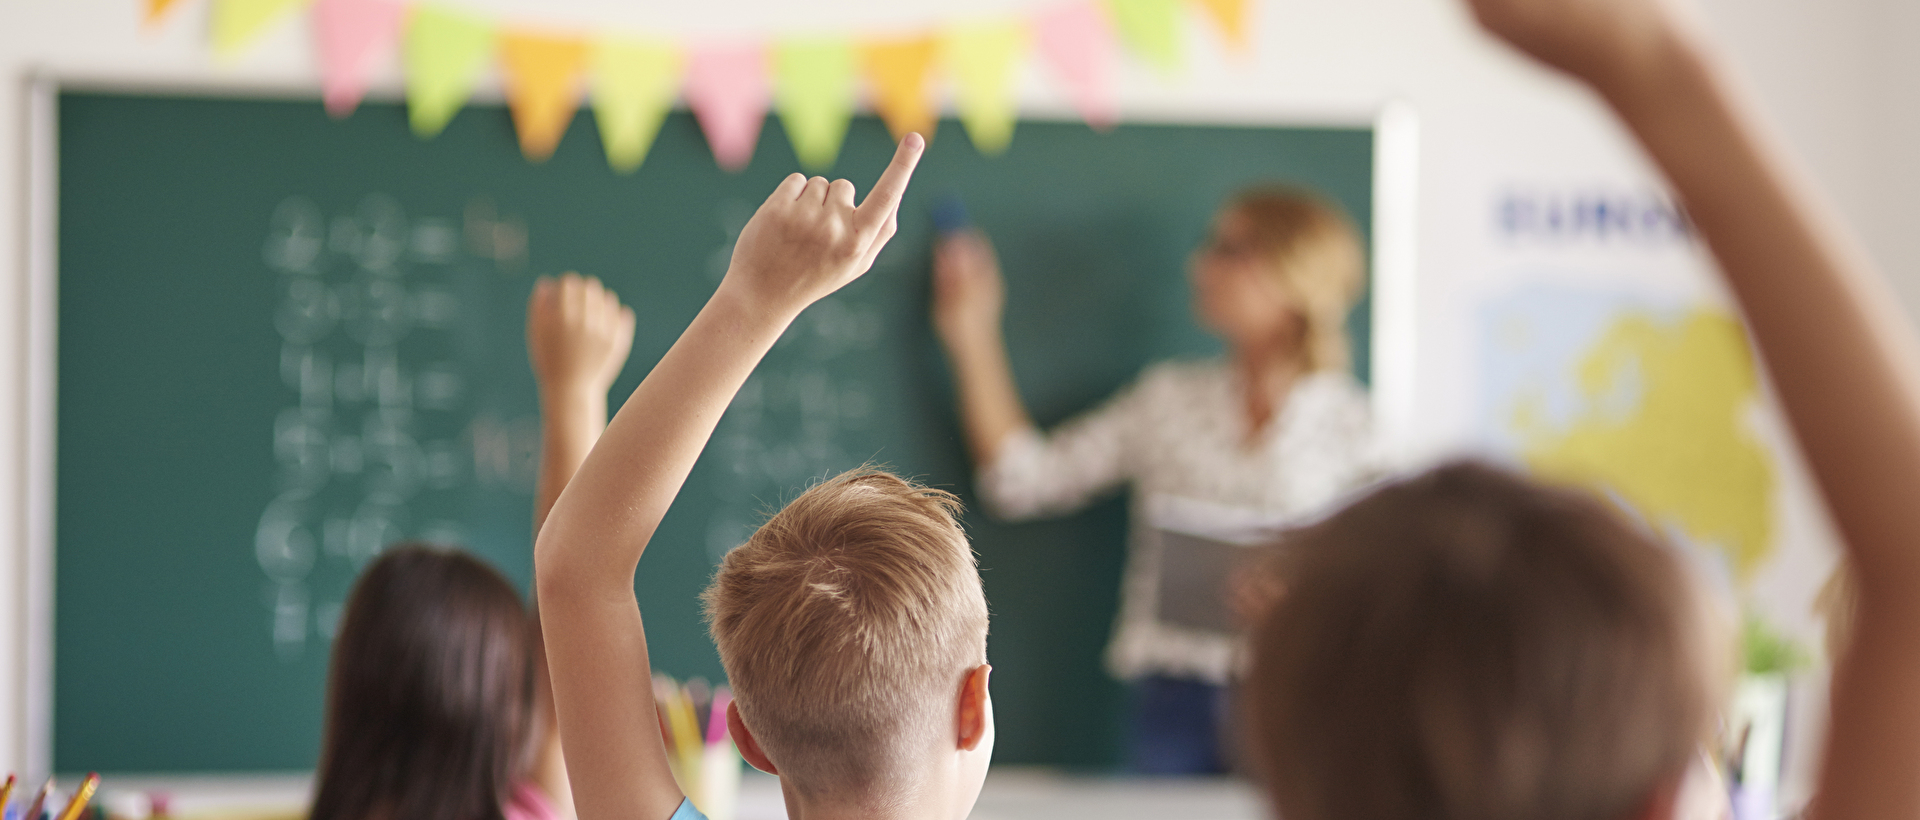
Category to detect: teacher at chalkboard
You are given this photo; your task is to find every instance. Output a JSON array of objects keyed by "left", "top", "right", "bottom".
[{"left": 931, "top": 187, "right": 1382, "bottom": 774}]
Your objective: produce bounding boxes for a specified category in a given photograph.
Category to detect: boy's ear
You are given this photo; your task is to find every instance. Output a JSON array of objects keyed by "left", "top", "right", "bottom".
[
  {"left": 956, "top": 664, "right": 993, "bottom": 752},
  {"left": 728, "top": 700, "right": 779, "bottom": 775}
]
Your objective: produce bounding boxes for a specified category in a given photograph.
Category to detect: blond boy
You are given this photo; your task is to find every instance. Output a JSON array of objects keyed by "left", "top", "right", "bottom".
[{"left": 533, "top": 136, "right": 998, "bottom": 820}]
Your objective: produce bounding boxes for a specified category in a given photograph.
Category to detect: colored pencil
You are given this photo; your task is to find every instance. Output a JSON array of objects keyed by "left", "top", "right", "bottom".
[
  {"left": 23, "top": 780, "right": 52, "bottom": 820},
  {"left": 667, "top": 685, "right": 704, "bottom": 777},
  {"left": 707, "top": 688, "right": 732, "bottom": 746},
  {"left": 55, "top": 773, "right": 99, "bottom": 820}
]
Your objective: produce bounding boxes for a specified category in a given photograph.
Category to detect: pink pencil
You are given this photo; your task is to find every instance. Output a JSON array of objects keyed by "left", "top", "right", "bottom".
[{"left": 707, "top": 688, "right": 732, "bottom": 746}]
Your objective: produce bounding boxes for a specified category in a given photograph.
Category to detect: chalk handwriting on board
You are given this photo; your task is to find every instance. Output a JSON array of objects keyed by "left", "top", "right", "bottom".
[
  {"left": 256, "top": 194, "right": 503, "bottom": 661},
  {"left": 703, "top": 217, "right": 885, "bottom": 559}
]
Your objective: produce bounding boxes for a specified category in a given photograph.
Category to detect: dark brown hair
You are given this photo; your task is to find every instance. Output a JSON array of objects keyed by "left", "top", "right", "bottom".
[
  {"left": 1244, "top": 461, "right": 1724, "bottom": 820},
  {"left": 310, "top": 544, "right": 534, "bottom": 820}
]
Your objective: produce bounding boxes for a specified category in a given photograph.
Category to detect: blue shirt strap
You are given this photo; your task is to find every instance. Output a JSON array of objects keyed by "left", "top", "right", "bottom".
[{"left": 669, "top": 797, "right": 710, "bottom": 820}]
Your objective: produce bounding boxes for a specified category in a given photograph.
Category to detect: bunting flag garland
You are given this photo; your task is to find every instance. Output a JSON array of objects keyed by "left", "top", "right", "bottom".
[
  {"left": 775, "top": 39, "right": 859, "bottom": 170},
  {"left": 1035, "top": 3, "right": 1119, "bottom": 131},
  {"left": 316, "top": 0, "right": 405, "bottom": 117},
  {"left": 500, "top": 31, "right": 590, "bottom": 162},
  {"left": 213, "top": 0, "right": 312, "bottom": 57},
  {"left": 942, "top": 21, "right": 1028, "bottom": 156},
  {"left": 685, "top": 44, "right": 771, "bottom": 172},
  {"left": 1191, "top": 0, "right": 1252, "bottom": 52},
  {"left": 158, "top": 0, "right": 1257, "bottom": 168},
  {"left": 1105, "top": 0, "right": 1182, "bottom": 74},
  {"left": 860, "top": 36, "right": 940, "bottom": 143},
  {"left": 404, "top": 4, "right": 496, "bottom": 138},
  {"left": 145, "top": 0, "right": 188, "bottom": 28},
  {"left": 591, "top": 37, "right": 683, "bottom": 173}
]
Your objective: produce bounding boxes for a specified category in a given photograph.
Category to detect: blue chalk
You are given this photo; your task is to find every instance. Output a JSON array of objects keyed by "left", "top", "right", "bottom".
[{"left": 929, "top": 195, "right": 971, "bottom": 235}]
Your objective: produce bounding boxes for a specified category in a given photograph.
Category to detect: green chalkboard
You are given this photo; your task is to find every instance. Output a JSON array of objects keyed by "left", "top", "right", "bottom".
[{"left": 55, "top": 91, "right": 1372, "bottom": 773}]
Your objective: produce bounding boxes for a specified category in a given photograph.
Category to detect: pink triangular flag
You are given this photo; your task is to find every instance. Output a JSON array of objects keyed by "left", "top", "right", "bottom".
[
  {"left": 315, "top": 0, "right": 405, "bottom": 118},
  {"left": 1035, "top": 2, "right": 1120, "bottom": 130},
  {"left": 685, "top": 43, "right": 770, "bottom": 172}
]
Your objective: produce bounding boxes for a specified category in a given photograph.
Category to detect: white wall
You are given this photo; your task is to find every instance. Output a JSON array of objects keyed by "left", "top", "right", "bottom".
[
  {"left": 1695, "top": 0, "right": 1920, "bottom": 311},
  {"left": 4, "top": 0, "right": 1917, "bottom": 786}
]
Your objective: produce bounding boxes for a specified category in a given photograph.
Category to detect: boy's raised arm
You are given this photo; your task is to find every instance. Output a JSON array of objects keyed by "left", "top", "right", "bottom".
[
  {"left": 1461, "top": 1, "right": 1920, "bottom": 817},
  {"left": 534, "top": 135, "right": 925, "bottom": 820}
]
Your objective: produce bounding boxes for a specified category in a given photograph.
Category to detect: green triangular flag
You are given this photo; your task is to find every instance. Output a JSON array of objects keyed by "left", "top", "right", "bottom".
[
  {"left": 212, "top": 0, "right": 310, "bottom": 58},
  {"left": 405, "top": 5, "right": 497, "bottom": 139},
  {"left": 1106, "top": 0, "right": 1182, "bottom": 75},
  {"left": 941, "top": 21, "right": 1027, "bottom": 156},
  {"left": 775, "top": 39, "right": 858, "bottom": 171},
  {"left": 591, "top": 37, "right": 682, "bottom": 173}
]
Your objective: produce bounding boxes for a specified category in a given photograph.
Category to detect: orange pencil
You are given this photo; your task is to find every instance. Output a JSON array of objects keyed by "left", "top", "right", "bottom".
[
  {"left": 0, "top": 773, "right": 16, "bottom": 810},
  {"left": 56, "top": 773, "right": 100, "bottom": 820}
]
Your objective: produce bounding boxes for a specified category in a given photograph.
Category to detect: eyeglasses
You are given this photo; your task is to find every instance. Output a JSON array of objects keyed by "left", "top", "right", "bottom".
[{"left": 1196, "top": 235, "right": 1261, "bottom": 261}]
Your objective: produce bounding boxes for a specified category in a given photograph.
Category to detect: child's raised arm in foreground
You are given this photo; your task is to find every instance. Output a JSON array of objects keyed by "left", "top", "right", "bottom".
[
  {"left": 1464, "top": 0, "right": 1920, "bottom": 816},
  {"left": 524, "top": 272, "right": 637, "bottom": 820},
  {"left": 534, "top": 135, "right": 925, "bottom": 820}
]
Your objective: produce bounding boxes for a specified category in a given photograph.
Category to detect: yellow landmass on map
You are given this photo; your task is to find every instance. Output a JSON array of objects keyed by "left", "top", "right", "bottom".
[{"left": 1513, "top": 308, "right": 1776, "bottom": 579}]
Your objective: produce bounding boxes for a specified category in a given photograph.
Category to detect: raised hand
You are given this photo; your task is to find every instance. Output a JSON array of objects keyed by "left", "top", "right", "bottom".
[
  {"left": 534, "top": 135, "right": 928, "bottom": 820},
  {"left": 1461, "top": 0, "right": 1704, "bottom": 95},
  {"left": 932, "top": 230, "right": 1007, "bottom": 353},
  {"left": 528, "top": 272, "right": 637, "bottom": 397},
  {"left": 1460, "top": 0, "right": 1920, "bottom": 818},
  {"left": 720, "top": 133, "right": 925, "bottom": 320}
]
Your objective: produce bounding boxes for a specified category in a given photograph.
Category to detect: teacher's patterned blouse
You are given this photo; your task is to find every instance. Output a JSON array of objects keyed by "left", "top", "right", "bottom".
[{"left": 978, "top": 359, "right": 1383, "bottom": 684}]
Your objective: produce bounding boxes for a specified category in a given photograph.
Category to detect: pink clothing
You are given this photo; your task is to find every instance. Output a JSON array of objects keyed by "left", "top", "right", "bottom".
[{"left": 504, "top": 781, "right": 562, "bottom": 820}]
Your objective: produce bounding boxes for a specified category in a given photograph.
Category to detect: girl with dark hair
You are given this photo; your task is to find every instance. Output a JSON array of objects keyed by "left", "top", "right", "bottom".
[
  {"left": 310, "top": 544, "right": 546, "bottom": 820},
  {"left": 309, "top": 274, "right": 635, "bottom": 820}
]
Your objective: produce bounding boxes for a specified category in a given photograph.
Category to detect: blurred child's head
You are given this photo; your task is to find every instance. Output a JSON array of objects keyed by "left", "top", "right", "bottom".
[
  {"left": 703, "top": 468, "right": 992, "bottom": 810},
  {"left": 312, "top": 544, "right": 534, "bottom": 820},
  {"left": 1190, "top": 187, "right": 1365, "bottom": 370},
  {"left": 1244, "top": 461, "right": 1729, "bottom": 820}
]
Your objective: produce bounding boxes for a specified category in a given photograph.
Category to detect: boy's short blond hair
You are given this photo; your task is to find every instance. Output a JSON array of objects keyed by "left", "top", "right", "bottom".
[{"left": 702, "top": 468, "right": 989, "bottom": 797}]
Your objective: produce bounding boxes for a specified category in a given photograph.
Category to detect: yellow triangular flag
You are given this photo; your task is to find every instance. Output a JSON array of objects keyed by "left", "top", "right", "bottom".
[
  {"left": 775, "top": 38, "right": 858, "bottom": 171},
  {"left": 1106, "top": 0, "right": 1182, "bottom": 74},
  {"left": 405, "top": 4, "right": 496, "bottom": 139},
  {"left": 941, "top": 21, "right": 1027, "bottom": 156},
  {"left": 211, "top": 0, "right": 310, "bottom": 57},
  {"left": 1190, "top": 0, "right": 1252, "bottom": 52},
  {"left": 500, "top": 31, "right": 589, "bottom": 162},
  {"left": 861, "top": 36, "right": 940, "bottom": 143},
  {"left": 144, "top": 0, "right": 187, "bottom": 28},
  {"left": 591, "top": 37, "right": 682, "bottom": 173}
]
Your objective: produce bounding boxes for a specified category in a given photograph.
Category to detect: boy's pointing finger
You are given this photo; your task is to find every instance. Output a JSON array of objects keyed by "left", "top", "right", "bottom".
[{"left": 855, "top": 133, "right": 926, "bottom": 235}]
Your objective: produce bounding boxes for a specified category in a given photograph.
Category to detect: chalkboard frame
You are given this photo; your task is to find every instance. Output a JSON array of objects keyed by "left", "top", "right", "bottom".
[{"left": 16, "top": 75, "right": 1421, "bottom": 779}]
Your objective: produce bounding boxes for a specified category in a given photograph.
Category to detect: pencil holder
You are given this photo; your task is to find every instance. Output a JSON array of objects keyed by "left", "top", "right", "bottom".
[
  {"left": 655, "top": 676, "right": 743, "bottom": 820},
  {"left": 690, "top": 742, "right": 743, "bottom": 820}
]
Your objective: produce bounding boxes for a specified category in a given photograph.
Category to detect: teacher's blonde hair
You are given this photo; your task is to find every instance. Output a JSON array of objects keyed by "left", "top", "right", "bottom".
[{"left": 1228, "top": 187, "right": 1366, "bottom": 372}]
